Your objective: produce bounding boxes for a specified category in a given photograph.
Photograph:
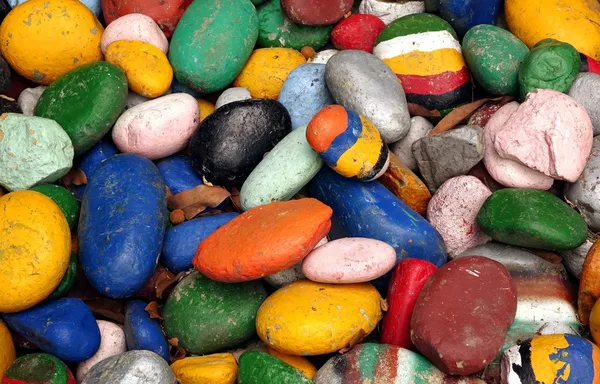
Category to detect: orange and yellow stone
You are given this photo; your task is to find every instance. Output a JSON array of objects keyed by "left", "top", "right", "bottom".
[
  {"left": 590, "top": 299, "right": 600, "bottom": 346},
  {"left": 0, "top": 191, "right": 71, "bottom": 313},
  {"left": 266, "top": 347, "right": 317, "bottom": 379},
  {"left": 197, "top": 99, "right": 215, "bottom": 122},
  {"left": 0, "top": 0, "right": 103, "bottom": 84},
  {"left": 171, "top": 353, "right": 238, "bottom": 384},
  {"left": 0, "top": 320, "right": 15, "bottom": 380},
  {"left": 579, "top": 239, "right": 600, "bottom": 325}
]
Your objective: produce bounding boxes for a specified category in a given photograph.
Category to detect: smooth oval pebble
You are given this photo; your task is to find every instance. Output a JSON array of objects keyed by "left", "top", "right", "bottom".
[
  {"left": 359, "top": 0, "right": 425, "bottom": 25},
  {"left": 438, "top": 0, "right": 503, "bottom": 36},
  {"left": 71, "top": 137, "right": 120, "bottom": 199},
  {"left": 171, "top": 354, "right": 238, "bottom": 384},
  {"left": 124, "top": 300, "right": 169, "bottom": 361},
  {"left": 112, "top": 93, "right": 199, "bottom": 160},
  {"left": 4, "top": 353, "right": 75, "bottom": 384},
  {"left": 331, "top": 14, "right": 385, "bottom": 53},
  {"left": 256, "top": 280, "right": 382, "bottom": 355},
  {"left": 302, "top": 238, "right": 396, "bottom": 283},
  {"left": 0, "top": 320, "right": 15, "bottom": 379},
  {"left": 568, "top": 72, "right": 600, "bottom": 136},
  {"left": 281, "top": 0, "right": 352, "bottom": 26},
  {"left": 76, "top": 320, "right": 127, "bottom": 382},
  {"left": 156, "top": 154, "right": 202, "bottom": 195},
  {"left": 17, "top": 86, "right": 45, "bottom": 116},
  {"left": 101, "top": 13, "right": 168, "bottom": 54},
  {"left": 30, "top": 184, "right": 80, "bottom": 230},
  {"left": 238, "top": 351, "right": 312, "bottom": 384},
  {"left": 215, "top": 87, "right": 251, "bottom": 109},
  {"left": 81, "top": 350, "right": 176, "bottom": 384},
  {"left": 78, "top": 154, "right": 167, "bottom": 298},
  {"left": 2, "top": 298, "right": 101, "bottom": 363},
  {"left": 390, "top": 116, "right": 433, "bottom": 172}
]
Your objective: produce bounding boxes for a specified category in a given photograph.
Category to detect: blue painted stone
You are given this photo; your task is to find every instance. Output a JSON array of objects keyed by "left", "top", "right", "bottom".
[
  {"left": 156, "top": 154, "right": 203, "bottom": 195},
  {"left": 309, "top": 166, "right": 447, "bottom": 291},
  {"left": 161, "top": 212, "right": 239, "bottom": 273},
  {"left": 73, "top": 136, "right": 120, "bottom": 199},
  {"left": 8, "top": 0, "right": 103, "bottom": 18},
  {"left": 2, "top": 298, "right": 100, "bottom": 363},
  {"left": 437, "top": 0, "right": 503, "bottom": 36},
  {"left": 124, "top": 299, "right": 170, "bottom": 361},
  {"left": 278, "top": 64, "right": 334, "bottom": 129},
  {"left": 78, "top": 154, "right": 167, "bottom": 298}
]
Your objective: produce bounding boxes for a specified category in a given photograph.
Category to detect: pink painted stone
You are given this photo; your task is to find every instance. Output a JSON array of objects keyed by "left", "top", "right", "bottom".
[
  {"left": 427, "top": 175, "right": 492, "bottom": 257},
  {"left": 301, "top": 237, "right": 396, "bottom": 283},
  {"left": 101, "top": 13, "right": 169, "bottom": 54},
  {"left": 112, "top": 93, "right": 200, "bottom": 160},
  {"left": 76, "top": 320, "right": 127, "bottom": 382},
  {"left": 484, "top": 102, "right": 554, "bottom": 189},
  {"left": 493, "top": 89, "right": 593, "bottom": 182}
]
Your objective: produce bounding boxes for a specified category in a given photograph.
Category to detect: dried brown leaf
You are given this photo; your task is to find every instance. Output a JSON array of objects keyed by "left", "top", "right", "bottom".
[
  {"left": 155, "top": 271, "right": 187, "bottom": 299},
  {"left": 168, "top": 337, "right": 187, "bottom": 363},
  {"left": 62, "top": 168, "right": 88, "bottom": 186},
  {"left": 144, "top": 301, "right": 162, "bottom": 320},
  {"left": 407, "top": 103, "right": 441, "bottom": 118},
  {"left": 167, "top": 184, "right": 230, "bottom": 220}
]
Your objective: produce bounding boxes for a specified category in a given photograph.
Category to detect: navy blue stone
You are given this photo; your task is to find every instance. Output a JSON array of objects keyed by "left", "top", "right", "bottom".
[
  {"left": 124, "top": 300, "right": 170, "bottom": 361},
  {"left": 72, "top": 136, "right": 120, "bottom": 199},
  {"left": 437, "top": 0, "right": 503, "bottom": 36}
]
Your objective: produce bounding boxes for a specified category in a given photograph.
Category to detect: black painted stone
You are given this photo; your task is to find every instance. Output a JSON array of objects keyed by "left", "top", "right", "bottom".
[
  {"left": 0, "top": 95, "right": 21, "bottom": 114},
  {"left": 0, "top": 55, "right": 11, "bottom": 95}
]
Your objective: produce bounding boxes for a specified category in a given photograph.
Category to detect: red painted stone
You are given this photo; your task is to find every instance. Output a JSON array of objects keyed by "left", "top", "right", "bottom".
[
  {"left": 410, "top": 256, "right": 517, "bottom": 375},
  {"left": 281, "top": 0, "right": 353, "bottom": 26},
  {"left": 467, "top": 100, "right": 510, "bottom": 128},
  {"left": 380, "top": 258, "right": 436, "bottom": 350},
  {"left": 331, "top": 14, "right": 385, "bottom": 53}
]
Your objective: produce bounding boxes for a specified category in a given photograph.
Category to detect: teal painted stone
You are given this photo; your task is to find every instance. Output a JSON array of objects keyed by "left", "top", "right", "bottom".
[
  {"left": 238, "top": 351, "right": 312, "bottom": 384},
  {"left": 34, "top": 62, "right": 128, "bottom": 155},
  {"left": 477, "top": 189, "right": 588, "bottom": 251},
  {"left": 0, "top": 114, "right": 73, "bottom": 191},
  {"left": 169, "top": 0, "right": 259, "bottom": 93},
  {"left": 240, "top": 125, "right": 323, "bottom": 211},
  {"left": 257, "top": 0, "right": 332, "bottom": 50},
  {"left": 462, "top": 24, "right": 529, "bottom": 96}
]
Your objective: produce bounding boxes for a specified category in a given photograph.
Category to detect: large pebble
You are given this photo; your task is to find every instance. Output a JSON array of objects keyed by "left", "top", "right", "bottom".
[
  {"left": 325, "top": 50, "right": 410, "bottom": 143},
  {"left": 101, "top": 13, "right": 168, "bottom": 54},
  {"left": 0, "top": 320, "right": 15, "bottom": 379},
  {"left": 77, "top": 320, "right": 127, "bottom": 382},
  {"left": 30, "top": 184, "right": 80, "bottom": 230},
  {"left": 81, "top": 350, "right": 176, "bottom": 384},
  {"left": 215, "top": 87, "right": 251, "bottom": 110},
  {"left": 238, "top": 351, "right": 312, "bottom": 384},
  {"left": 331, "top": 14, "right": 385, "bottom": 53},
  {"left": 569, "top": 72, "right": 600, "bottom": 136},
  {"left": 171, "top": 354, "right": 238, "bottom": 384},
  {"left": 280, "top": 0, "right": 352, "bottom": 26},
  {"left": 411, "top": 256, "right": 518, "bottom": 375},
  {"left": 359, "top": 0, "right": 425, "bottom": 25},
  {"left": 493, "top": 89, "right": 593, "bottom": 182},
  {"left": 4, "top": 353, "right": 75, "bottom": 384},
  {"left": 78, "top": 154, "right": 167, "bottom": 298},
  {"left": 124, "top": 300, "right": 169, "bottom": 361},
  {"left": 71, "top": 137, "right": 119, "bottom": 199},
  {"left": 390, "top": 116, "right": 433, "bottom": 172},
  {"left": 17, "top": 86, "right": 45, "bottom": 116},
  {"left": 112, "top": 93, "right": 199, "bottom": 160},
  {"left": 438, "top": 0, "right": 503, "bottom": 36}
]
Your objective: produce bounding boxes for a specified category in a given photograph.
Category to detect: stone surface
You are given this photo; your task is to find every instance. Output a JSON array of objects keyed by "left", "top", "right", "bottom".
[
  {"left": 578, "top": 239, "right": 600, "bottom": 325},
  {"left": 0, "top": 56, "right": 9, "bottom": 95},
  {"left": 331, "top": 14, "right": 385, "bottom": 53},
  {"left": 238, "top": 351, "right": 312, "bottom": 384},
  {"left": 171, "top": 354, "right": 238, "bottom": 384},
  {"left": 156, "top": 154, "right": 202, "bottom": 195},
  {"left": 47, "top": 251, "right": 77, "bottom": 300},
  {"left": 308, "top": 49, "right": 338, "bottom": 64},
  {"left": 391, "top": 116, "right": 433, "bottom": 171},
  {"left": 17, "top": 86, "right": 45, "bottom": 116},
  {"left": 438, "top": 0, "right": 503, "bottom": 36},
  {"left": 569, "top": 72, "right": 600, "bottom": 136},
  {"left": 559, "top": 237, "right": 594, "bottom": 279},
  {"left": 4, "top": 353, "right": 75, "bottom": 384},
  {"left": 81, "top": 350, "right": 176, "bottom": 384},
  {"left": 263, "top": 237, "right": 327, "bottom": 288},
  {"left": 124, "top": 300, "right": 169, "bottom": 361},
  {"left": 101, "top": 13, "right": 168, "bottom": 54},
  {"left": 71, "top": 137, "right": 119, "bottom": 199},
  {"left": 30, "top": 184, "right": 80, "bottom": 229},
  {"left": 359, "top": 0, "right": 425, "bottom": 25},
  {"left": 280, "top": 0, "right": 352, "bottom": 26},
  {"left": 0, "top": 95, "right": 20, "bottom": 114},
  {"left": 77, "top": 320, "right": 127, "bottom": 382},
  {"left": 215, "top": 87, "right": 251, "bottom": 109}
]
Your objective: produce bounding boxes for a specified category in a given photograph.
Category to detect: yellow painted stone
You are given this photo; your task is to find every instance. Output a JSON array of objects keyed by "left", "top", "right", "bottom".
[
  {"left": 234, "top": 48, "right": 306, "bottom": 100},
  {"left": 171, "top": 353, "right": 238, "bottom": 384},
  {"left": 266, "top": 347, "right": 317, "bottom": 379},
  {"left": 0, "top": 320, "right": 15, "bottom": 380},
  {"left": 256, "top": 280, "right": 383, "bottom": 356},
  {"left": 506, "top": 0, "right": 600, "bottom": 61},
  {"left": 105, "top": 40, "right": 173, "bottom": 98},
  {"left": 197, "top": 99, "right": 215, "bottom": 122},
  {"left": 0, "top": 0, "right": 103, "bottom": 84},
  {"left": 0, "top": 191, "right": 71, "bottom": 313}
]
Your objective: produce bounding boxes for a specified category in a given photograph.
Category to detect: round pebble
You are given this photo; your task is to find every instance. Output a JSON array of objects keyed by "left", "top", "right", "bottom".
[
  {"left": 0, "top": 320, "right": 15, "bottom": 379},
  {"left": 124, "top": 299, "right": 170, "bottom": 361},
  {"left": 215, "top": 87, "right": 251, "bottom": 109},
  {"left": 30, "top": 184, "right": 80, "bottom": 229},
  {"left": 101, "top": 13, "right": 168, "bottom": 54},
  {"left": 4, "top": 353, "right": 75, "bottom": 384},
  {"left": 331, "top": 14, "right": 385, "bottom": 53},
  {"left": 390, "top": 116, "right": 433, "bottom": 172},
  {"left": 17, "top": 86, "right": 46, "bottom": 116},
  {"left": 76, "top": 320, "right": 127, "bottom": 382},
  {"left": 359, "top": 0, "right": 425, "bottom": 25},
  {"left": 280, "top": 0, "right": 352, "bottom": 26},
  {"left": 308, "top": 49, "right": 338, "bottom": 64},
  {"left": 171, "top": 354, "right": 238, "bottom": 384},
  {"left": 81, "top": 350, "right": 176, "bottom": 384}
]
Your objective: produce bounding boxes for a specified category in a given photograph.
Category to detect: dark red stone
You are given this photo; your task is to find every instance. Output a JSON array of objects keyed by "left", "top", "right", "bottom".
[
  {"left": 467, "top": 100, "right": 509, "bottom": 128},
  {"left": 331, "top": 14, "right": 385, "bottom": 53},
  {"left": 280, "top": 0, "right": 353, "bottom": 26}
]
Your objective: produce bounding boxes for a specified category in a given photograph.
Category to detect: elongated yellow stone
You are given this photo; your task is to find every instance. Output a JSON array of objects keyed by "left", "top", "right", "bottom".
[{"left": 171, "top": 353, "right": 238, "bottom": 384}]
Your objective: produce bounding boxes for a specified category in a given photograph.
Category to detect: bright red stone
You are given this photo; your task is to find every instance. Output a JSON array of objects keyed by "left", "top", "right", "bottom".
[{"left": 331, "top": 14, "right": 385, "bottom": 53}]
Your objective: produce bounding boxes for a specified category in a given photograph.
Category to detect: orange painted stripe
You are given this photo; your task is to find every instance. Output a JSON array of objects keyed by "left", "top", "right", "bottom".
[{"left": 306, "top": 105, "right": 349, "bottom": 153}]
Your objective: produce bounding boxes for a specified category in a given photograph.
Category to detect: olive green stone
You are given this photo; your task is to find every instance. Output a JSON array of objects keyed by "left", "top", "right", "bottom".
[
  {"left": 477, "top": 189, "right": 588, "bottom": 251},
  {"left": 463, "top": 24, "right": 529, "bottom": 96},
  {"left": 4, "top": 353, "right": 71, "bottom": 384},
  {"left": 257, "top": 0, "right": 332, "bottom": 50},
  {"left": 30, "top": 184, "right": 80, "bottom": 229},
  {"left": 169, "top": 0, "right": 259, "bottom": 93},
  {"left": 518, "top": 38, "right": 580, "bottom": 100},
  {"left": 163, "top": 271, "right": 267, "bottom": 355},
  {"left": 48, "top": 252, "right": 77, "bottom": 300},
  {"left": 34, "top": 62, "right": 128, "bottom": 155},
  {"left": 238, "top": 351, "right": 312, "bottom": 384}
]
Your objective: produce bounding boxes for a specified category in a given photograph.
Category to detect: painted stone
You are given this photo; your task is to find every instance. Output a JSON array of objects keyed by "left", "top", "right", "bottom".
[
  {"left": 438, "top": 0, "right": 503, "bottom": 37},
  {"left": 278, "top": 64, "right": 334, "bottom": 129},
  {"left": 101, "top": 13, "right": 168, "bottom": 54},
  {"left": 189, "top": 99, "right": 291, "bottom": 187},
  {"left": 3, "top": 298, "right": 100, "bottom": 363},
  {"left": 359, "top": 0, "right": 425, "bottom": 25},
  {"left": 581, "top": 54, "right": 600, "bottom": 75},
  {"left": 569, "top": 73, "right": 600, "bottom": 136},
  {"left": 171, "top": 354, "right": 238, "bottom": 384},
  {"left": 34, "top": 62, "right": 128, "bottom": 155},
  {"left": 47, "top": 252, "right": 77, "bottom": 300},
  {"left": 0, "top": 0, "right": 103, "bottom": 84},
  {"left": 0, "top": 320, "right": 15, "bottom": 380},
  {"left": 0, "top": 114, "right": 74, "bottom": 191},
  {"left": 280, "top": 0, "right": 351, "bottom": 26},
  {"left": 468, "top": 99, "right": 511, "bottom": 128},
  {"left": 71, "top": 137, "right": 119, "bottom": 199},
  {"left": 326, "top": 49, "right": 411, "bottom": 143},
  {"left": 331, "top": 14, "right": 385, "bottom": 53},
  {"left": 30, "top": 184, "right": 79, "bottom": 230},
  {"left": 112, "top": 93, "right": 199, "bottom": 160},
  {"left": 240, "top": 125, "right": 322, "bottom": 210},
  {"left": 501, "top": 335, "right": 600, "bottom": 384},
  {"left": 76, "top": 320, "right": 127, "bottom": 382},
  {"left": 124, "top": 300, "right": 169, "bottom": 361},
  {"left": 0, "top": 96, "right": 20, "bottom": 114},
  {"left": 412, "top": 125, "right": 485, "bottom": 191},
  {"left": 477, "top": 189, "right": 588, "bottom": 251},
  {"left": 8, "top": 0, "right": 102, "bottom": 18},
  {"left": 17, "top": 86, "right": 45, "bottom": 116},
  {"left": 238, "top": 351, "right": 311, "bottom": 384},
  {"left": 390, "top": 116, "right": 433, "bottom": 172},
  {"left": 559, "top": 237, "right": 593, "bottom": 279},
  {"left": 163, "top": 271, "right": 267, "bottom": 355},
  {"left": 518, "top": 39, "right": 580, "bottom": 99},
  {"left": 309, "top": 49, "right": 338, "bottom": 64},
  {"left": 81, "top": 350, "right": 176, "bottom": 384},
  {"left": 78, "top": 154, "right": 167, "bottom": 298},
  {"left": 256, "top": 280, "right": 382, "bottom": 355},
  {"left": 591, "top": 299, "right": 600, "bottom": 346},
  {"left": 102, "top": 0, "right": 191, "bottom": 37},
  {"left": 0, "top": 191, "right": 70, "bottom": 313},
  {"left": 462, "top": 24, "right": 529, "bottom": 96},
  {"left": 373, "top": 13, "right": 472, "bottom": 115},
  {"left": 215, "top": 87, "right": 251, "bottom": 109},
  {"left": 169, "top": 0, "right": 258, "bottom": 93},
  {"left": 257, "top": 0, "right": 332, "bottom": 50},
  {"left": 264, "top": 237, "right": 327, "bottom": 288},
  {"left": 266, "top": 348, "right": 317, "bottom": 380},
  {"left": 3, "top": 354, "right": 75, "bottom": 384},
  {"left": 197, "top": 98, "right": 215, "bottom": 122},
  {"left": 578, "top": 239, "right": 600, "bottom": 325},
  {"left": 306, "top": 105, "right": 389, "bottom": 181},
  {"left": 156, "top": 155, "right": 202, "bottom": 196},
  {"left": 411, "top": 256, "right": 518, "bottom": 375}
]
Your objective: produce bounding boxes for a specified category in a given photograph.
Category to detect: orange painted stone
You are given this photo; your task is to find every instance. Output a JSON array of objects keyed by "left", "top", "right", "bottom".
[
  {"left": 578, "top": 238, "right": 600, "bottom": 325},
  {"left": 193, "top": 198, "right": 332, "bottom": 282}
]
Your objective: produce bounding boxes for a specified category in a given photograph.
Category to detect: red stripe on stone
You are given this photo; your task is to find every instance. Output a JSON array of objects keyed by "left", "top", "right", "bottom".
[
  {"left": 373, "top": 345, "right": 398, "bottom": 382},
  {"left": 397, "top": 67, "right": 470, "bottom": 96}
]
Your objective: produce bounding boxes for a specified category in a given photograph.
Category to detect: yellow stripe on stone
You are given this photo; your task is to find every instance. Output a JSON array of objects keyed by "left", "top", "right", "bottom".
[
  {"left": 529, "top": 335, "right": 571, "bottom": 383},
  {"left": 334, "top": 115, "right": 384, "bottom": 180},
  {"left": 382, "top": 49, "right": 466, "bottom": 76}
]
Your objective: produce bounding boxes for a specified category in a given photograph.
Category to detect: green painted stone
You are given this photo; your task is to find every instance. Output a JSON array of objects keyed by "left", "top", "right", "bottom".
[
  {"left": 4, "top": 353, "right": 74, "bottom": 384},
  {"left": 477, "top": 189, "right": 588, "bottom": 251},
  {"left": 518, "top": 38, "right": 580, "bottom": 100},
  {"left": 169, "top": 0, "right": 259, "bottom": 94},
  {"left": 252, "top": 0, "right": 268, "bottom": 4},
  {"left": 34, "top": 62, "right": 128, "bottom": 155},
  {"left": 462, "top": 24, "right": 529, "bottom": 96},
  {"left": 48, "top": 252, "right": 77, "bottom": 300},
  {"left": 257, "top": 0, "right": 332, "bottom": 50},
  {"left": 238, "top": 351, "right": 312, "bottom": 384},
  {"left": 30, "top": 184, "right": 80, "bottom": 229},
  {"left": 163, "top": 271, "right": 267, "bottom": 355}
]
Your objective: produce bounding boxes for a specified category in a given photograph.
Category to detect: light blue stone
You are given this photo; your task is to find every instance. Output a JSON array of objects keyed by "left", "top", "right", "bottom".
[{"left": 8, "top": 0, "right": 103, "bottom": 18}]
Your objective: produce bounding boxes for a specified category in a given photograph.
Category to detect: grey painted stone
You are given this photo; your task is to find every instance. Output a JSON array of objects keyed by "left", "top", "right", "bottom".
[
  {"left": 17, "top": 86, "right": 46, "bottom": 116},
  {"left": 81, "top": 350, "right": 176, "bottom": 384},
  {"left": 0, "top": 113, "right": 73, "bottom": 191},
  {"left": 559, "top": 237, "right": 594, "bottom": 279},
  {"left": 325, "top": 50, "right": 411, "bottom": 143},
  {"left": 264, "top": 237, "right": 328, "bottom": 287},
  {"left": 390, "top": 116, "right": 433, "bottom": 171},
  {"left": 215, "top": 87, "right": 251, "bottom": 109},
  {"left": 412, "top": 125, "right": 485, "bottom": 191},
  {"left": 568, "top": 72, "right": 600, "bottom": 136},
  {"left": 240, "top": 125, "right": 323, "bottom": 211}
]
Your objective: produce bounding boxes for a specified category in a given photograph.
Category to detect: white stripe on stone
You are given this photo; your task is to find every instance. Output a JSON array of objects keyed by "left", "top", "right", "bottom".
[
  {"left": 373, "top": 30, "right": 461, "bottom": 60},
  {"left": 359, "top": 0, "right": 425, "bottom": 25}
]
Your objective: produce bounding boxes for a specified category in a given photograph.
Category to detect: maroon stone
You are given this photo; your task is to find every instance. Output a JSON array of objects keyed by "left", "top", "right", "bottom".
[
  {"left": 410, "top": 256, "right": 517, "bottom": 375},
  {"left": 280, "top": 0, "right": 353, "bottom": 26},
  {"left": 467, "top": 100, "right": 510, "bottom": 128}
]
